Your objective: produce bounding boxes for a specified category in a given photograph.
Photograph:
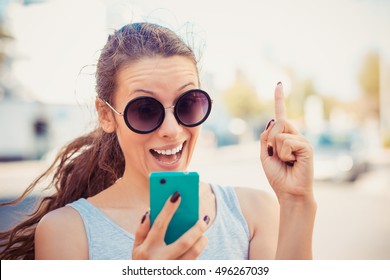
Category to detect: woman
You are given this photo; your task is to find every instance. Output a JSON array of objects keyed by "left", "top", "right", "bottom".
[{"left": 0, "top": 22, "right": 316, "bottom": 260}]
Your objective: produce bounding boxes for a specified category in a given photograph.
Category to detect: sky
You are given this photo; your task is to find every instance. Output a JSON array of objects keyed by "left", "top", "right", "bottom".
[{"left": 4, "top": 0, "right": 390, "bottom": 103}]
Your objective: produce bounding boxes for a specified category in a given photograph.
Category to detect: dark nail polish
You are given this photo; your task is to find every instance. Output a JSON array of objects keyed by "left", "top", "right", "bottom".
[
  {"left": 203, "top": 215, "right": 210, "bottom": 225},
  {"left": 141, "top": 211, "right": 148, "bottom": 224},
  {"left": 170, "top": 191, "right": 180, "bottom": 203},
  {"left": 286, "top": 160, "right": 296, "bottom": 167},
  {"left": 267, "top": 145, "right": 273, "bottom": 157},
  {"left": 265, "top": 119, "right": 274, "bottom": 131},
  {"left": 277, "top": 81, "right": 282, "bottom": 86}
]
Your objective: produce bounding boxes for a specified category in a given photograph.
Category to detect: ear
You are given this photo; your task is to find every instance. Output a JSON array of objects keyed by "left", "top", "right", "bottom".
[{"left": 95, "top": 98, "right": 116, "bottom": 133}]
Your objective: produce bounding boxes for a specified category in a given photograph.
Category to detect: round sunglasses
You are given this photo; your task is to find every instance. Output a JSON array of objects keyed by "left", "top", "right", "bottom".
[{"left": 103, "top": 89, "right": 212, "bottom": 134}]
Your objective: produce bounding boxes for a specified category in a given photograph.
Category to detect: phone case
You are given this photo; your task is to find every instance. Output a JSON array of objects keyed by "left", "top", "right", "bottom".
[{"left": 149, "top": 171, "right": 199, "bottom": 244}]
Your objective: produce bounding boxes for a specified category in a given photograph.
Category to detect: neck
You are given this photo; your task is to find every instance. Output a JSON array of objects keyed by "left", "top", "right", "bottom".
[{"left": 117, "top": 169, "right": 150, "bottom": 205}]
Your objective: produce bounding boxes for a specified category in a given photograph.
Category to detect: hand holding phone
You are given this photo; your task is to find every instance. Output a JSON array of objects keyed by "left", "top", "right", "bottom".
[{"left": 149, "top": 171, "right": 199, "bottom": 244}]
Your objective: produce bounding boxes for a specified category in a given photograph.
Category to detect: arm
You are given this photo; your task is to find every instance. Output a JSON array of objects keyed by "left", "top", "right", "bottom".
[
  {"left": 276, "top": 194, "right": 316, "bottom": 259},
  {"left": 35, "top": 206, "right": 89, "bottom": 259},
  {"left": 260, "top": 82, "right": 317, "bottom": 259},
  {"left": 235, "top": 187, "right": 280, "bottom": 259}
]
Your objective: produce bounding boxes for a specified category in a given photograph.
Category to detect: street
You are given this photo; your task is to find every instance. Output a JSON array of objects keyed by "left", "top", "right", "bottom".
[
  {"left": 1, "top": 142, "right": 390, "bottom": 259},
  {"left": 192, "top": 142, "right": 390, "bottom": 260}
]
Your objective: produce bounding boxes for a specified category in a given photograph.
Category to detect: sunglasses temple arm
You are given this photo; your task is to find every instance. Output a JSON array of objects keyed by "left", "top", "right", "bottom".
[{"left": 101, "top": 98, "right": 124, "bottom": 116}]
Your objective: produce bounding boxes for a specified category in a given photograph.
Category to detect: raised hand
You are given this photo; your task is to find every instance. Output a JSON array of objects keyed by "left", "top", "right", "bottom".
[{"left": 260, "top": 82, "right": 314, "bottom": 200}]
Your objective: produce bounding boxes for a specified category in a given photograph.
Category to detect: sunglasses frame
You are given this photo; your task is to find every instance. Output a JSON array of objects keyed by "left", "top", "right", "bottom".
[{"left": 103, "top": 89, "right": 212, "bottom": 134}]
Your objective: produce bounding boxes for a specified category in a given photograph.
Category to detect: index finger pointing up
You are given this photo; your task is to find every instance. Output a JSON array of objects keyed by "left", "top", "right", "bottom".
[{"left": 275, "top": 81, "right": 287, "bottom": 120}]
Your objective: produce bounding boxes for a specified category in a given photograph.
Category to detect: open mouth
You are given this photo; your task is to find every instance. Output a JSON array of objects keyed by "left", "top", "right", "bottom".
[{"left": 150, "top": 142, "right": 186, "bottom": 165}]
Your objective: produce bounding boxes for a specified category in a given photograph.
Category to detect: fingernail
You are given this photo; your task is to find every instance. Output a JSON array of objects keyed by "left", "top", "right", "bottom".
[
  {"left": 267, "top": 145, "right": 273, "bottom": 157},
  {"left": 265, "top": 119, "right": 274, "bottom": 131},
  {"left": 277, "top": 81, "right": 283, "bottom": 86},
  {"left": 203, "top": 215, "right": 210, "bottom": 225},
  {"left": 170, "top": 191, "right": 180, "bottom": 203},
  {"left": 286, "top": 160, "right": 296, "bottom": 167},
  {"left": 141, "top": 211, "right": 148, "bottom": 224}
]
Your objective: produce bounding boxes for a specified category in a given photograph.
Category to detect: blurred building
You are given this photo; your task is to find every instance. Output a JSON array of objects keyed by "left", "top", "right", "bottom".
[
  {"left": 0, "top": 95, "right": 96, "bottom": 161},
  {"left": 0, "top": 0, "right": 104, "bottom": 161}
]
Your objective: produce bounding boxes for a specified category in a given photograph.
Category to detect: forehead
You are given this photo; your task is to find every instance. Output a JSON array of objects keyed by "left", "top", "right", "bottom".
[{"left": 115, "top": 55, "right": 199, "bottom": 99}]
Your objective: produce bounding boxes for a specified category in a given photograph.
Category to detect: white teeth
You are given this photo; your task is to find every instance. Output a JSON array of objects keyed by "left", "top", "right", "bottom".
[{"left": 153, "top": 143, "right": 183, "bottom": 155}]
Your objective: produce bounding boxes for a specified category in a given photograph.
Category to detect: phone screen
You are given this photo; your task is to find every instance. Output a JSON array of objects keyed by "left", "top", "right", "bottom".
[{"left": 149, "top": 171, "right": 199, "bottom": 244}]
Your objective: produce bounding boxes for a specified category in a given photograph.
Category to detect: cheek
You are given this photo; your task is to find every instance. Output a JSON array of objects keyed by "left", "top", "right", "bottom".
[
  {"left": 187, "top": 127, "right": 201, "bottom": 147},
  {"left": 116, "top": 127, "right": 151, "bottom": 158}
]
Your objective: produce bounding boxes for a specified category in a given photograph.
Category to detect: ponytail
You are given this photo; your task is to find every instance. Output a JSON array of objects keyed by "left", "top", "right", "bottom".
[{"left": 0, "top": 128, "right": 124, "bottom": 259}]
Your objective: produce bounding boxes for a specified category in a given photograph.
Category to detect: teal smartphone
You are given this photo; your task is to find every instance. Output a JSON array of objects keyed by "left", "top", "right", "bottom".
[{"left": 149, "top": 171, "right": 199, "bottom": 245}]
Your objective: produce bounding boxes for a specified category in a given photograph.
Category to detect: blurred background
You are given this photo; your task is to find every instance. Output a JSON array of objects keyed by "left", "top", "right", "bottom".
[{"left": 0, "top": 0, "right": 389, "bottom": 259}]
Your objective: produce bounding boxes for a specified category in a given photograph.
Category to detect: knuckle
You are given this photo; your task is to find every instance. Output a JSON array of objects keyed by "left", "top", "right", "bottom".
[
  {"left": 191, "top": 245, "right": 202, "bottom": 257},
  {"left": 284, "top": 137, "right": 294, "bottom": 146},
  {"left": 195, "top": 220, "right": 207, "bottom": 232},
  {"left": 267, "top": 134, "right": 275, "bottom": 142},
  {"left": 140, "top": 251, "right": 150, "bottom": 260},
  {"left": 193, "top": 236, "right": 208, "bottom": 256},
  {"left": 179, "top": 238, "right": 193, "bottom": 250},
  {"left": 275, "top": 133, "right": 285, "bottom": 143},
  {"left": 200, "top": 235, "right": 208, "bottom": 247},
  {"left": 277, "top": 118, "right": 288, "bottom": 127},
  {"left": 152, "top": 218, "right": 165, "bottom": 231},
  {"left": 133, "top": 248, "right": 151, "bottom": 260}
]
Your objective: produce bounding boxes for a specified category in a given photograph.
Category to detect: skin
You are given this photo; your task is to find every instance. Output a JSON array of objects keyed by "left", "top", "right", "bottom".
[
  {"left": 260, "top": 84, "right": 316, "bottom": 259},
  {"left": 35, "top": 56, "right": 316, "bottom": 260}
]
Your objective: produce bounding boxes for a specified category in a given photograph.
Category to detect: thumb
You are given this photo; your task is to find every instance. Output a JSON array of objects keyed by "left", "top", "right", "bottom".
[{"left": 133, "top": 211, "right": 150, "bottom": 247}]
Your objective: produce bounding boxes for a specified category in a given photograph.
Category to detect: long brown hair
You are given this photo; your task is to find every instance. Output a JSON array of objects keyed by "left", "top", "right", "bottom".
[{"left": 0, "top": 22, "right": 198, "bottom": 259}]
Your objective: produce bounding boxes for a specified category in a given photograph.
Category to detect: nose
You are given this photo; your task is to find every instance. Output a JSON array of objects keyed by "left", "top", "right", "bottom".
[{"left": 157, "top": 108, "right": 182, "bottom": 138}]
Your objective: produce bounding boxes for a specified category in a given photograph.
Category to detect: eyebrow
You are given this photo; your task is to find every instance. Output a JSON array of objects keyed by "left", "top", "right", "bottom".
[{"left": 131, "top": 82, "right": 197, "bottom": 96}]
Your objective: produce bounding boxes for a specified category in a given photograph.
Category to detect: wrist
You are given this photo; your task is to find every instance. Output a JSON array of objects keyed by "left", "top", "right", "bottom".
[
  {"left": 277, "top": 189, "right": 316, "bottom": 205},
  {"left": 276, "top": 192, "right": 317, "bottom": 260},
  {"left": 277, "top": 192, "right": 317, "bottom": 216}
]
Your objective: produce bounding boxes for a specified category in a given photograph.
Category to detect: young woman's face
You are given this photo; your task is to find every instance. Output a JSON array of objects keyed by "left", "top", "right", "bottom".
[{"left": 112, "top": 56, "right": 202, "bottom": 180}]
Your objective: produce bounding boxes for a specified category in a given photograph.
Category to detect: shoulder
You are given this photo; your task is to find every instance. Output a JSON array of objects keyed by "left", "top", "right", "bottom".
[
  {"left": 234, "top": 187, "right": 279, "bottom": 216},
  {"left": 35, "top": 205, "right": 88, "bottom": 259},
  {"left": 233, "top": 187, "right": 279, "bottom": 259},
  {"left": 212, "top": 185, "right": 278, "bottom": 215},
  {"left": 37, "top": 205, "right": 84, "bottom": 230}
]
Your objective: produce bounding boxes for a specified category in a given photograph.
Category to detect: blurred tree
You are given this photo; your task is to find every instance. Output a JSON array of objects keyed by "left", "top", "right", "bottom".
[
  {"left": 0, "top": 22, "right": 13, "bottom": 100},
  {"left": 286, "top": 77, "right": 318, "bottom": 119},
  {"left": 322, "top": 96, "right": 340, "bottom": 120},
  {"left": 0, "top": 24, "right": 12, "bottom": 66},
  {"left": 322, "top": 96, "right": 363, "bottom": 124},
  {"left": 358, "top": 51, "right": 380, "bottom": 118},
  {"left": 222, "top": 69, "right": 263, "bottom": 120}
]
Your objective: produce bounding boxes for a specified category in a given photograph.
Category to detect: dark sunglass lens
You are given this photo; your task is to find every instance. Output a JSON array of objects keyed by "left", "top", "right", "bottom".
[
  {"left": 126, "top": 98, "right": 164, "bottom": 132},
  {"left": 176, "top": 91, "right": 211, "bottom": 126}
]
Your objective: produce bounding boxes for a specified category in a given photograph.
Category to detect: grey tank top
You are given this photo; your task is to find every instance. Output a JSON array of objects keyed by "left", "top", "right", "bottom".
[{"left": 67, "top": 184, "right": 250, "bottom": 260}]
